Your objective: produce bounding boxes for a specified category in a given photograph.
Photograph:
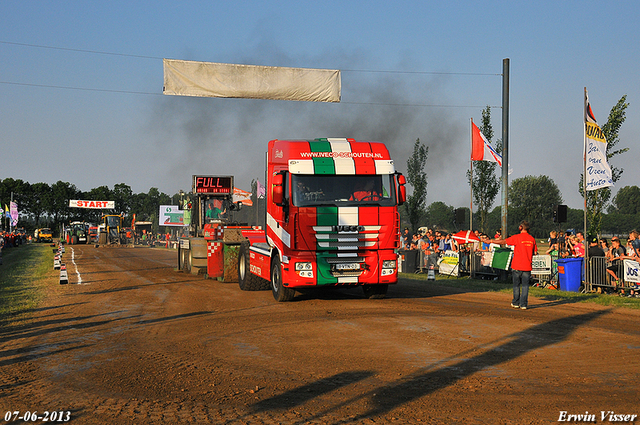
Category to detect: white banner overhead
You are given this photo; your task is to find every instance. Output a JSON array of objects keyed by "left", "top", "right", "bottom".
[{"left": 163, "top": 59, "right": 341, "bottom": 103}]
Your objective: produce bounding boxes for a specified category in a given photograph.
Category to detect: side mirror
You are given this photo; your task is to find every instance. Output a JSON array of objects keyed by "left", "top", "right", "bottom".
[
  {"left": 272, "top": 173, "right": 285, "bottom": 206},
  {"left": 397, "top": 173, "right": 406, "bottom": 205}
]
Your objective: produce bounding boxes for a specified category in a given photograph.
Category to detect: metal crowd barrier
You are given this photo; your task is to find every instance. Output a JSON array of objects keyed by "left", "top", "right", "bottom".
[
  {"left": 470, "top": 251, "right": 499, "bottom": 279},
  {"left": 584, "top": 256, "right": 630, "bottom": 293},
  {"left": 469, "top": 251, "right": 630, "bottom": 293}
]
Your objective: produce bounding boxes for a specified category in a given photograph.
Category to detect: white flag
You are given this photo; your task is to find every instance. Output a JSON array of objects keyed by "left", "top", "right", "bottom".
[{"left": 584, "top": 90, "right": 613, "bottom": 191}]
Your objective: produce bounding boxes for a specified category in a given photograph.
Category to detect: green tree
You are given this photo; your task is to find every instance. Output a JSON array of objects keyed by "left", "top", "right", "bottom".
[
  {"left": 404, "top": 138, "right": 429, "bottom": 232},
  {"left": 84, "top": 186, "right": 113, "bottom": 223},
  {"left": 0, "top": 178, "right": 29, "bottom": 230},
  {"left": 113, "top": 183, "right": 133, "bottom": 216},
  {"left": 424, "top": 201, "right": 454, "bottom": 231},
  {"left": 601, "top": 212, "right": 639, "bottom": 236},
  {"left": 51, "top": 181, "right": 79, "bottom": 230},
  {"left": 27, "top": 182, "right": 52, "bottom": 227},
  {"left": 609, "top": 185, "right": 640, "bottom": 215},
  {"left": 580, "top": 95, "right": 629, "bottom": 236},
  {"left": 467, "top": 107, "right": 500, "bottom": 233},
  {"left": 509, "top": 175, "right": 562, "bottom": 238},
  {"left": 138, "top": 188, "right": 171, "bottom": 232}
]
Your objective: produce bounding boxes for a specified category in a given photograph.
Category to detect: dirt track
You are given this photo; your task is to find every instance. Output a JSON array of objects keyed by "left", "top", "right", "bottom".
[{"left": 1, "top": 245, "right": 640, "bottom": 424}]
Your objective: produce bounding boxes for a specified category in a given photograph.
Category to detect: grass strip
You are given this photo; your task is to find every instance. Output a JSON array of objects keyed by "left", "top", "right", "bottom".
[
  {"left": 400, "top": 272, "right": 640, "bottom": 310},
  {"left": 0, "top": 243, "right": 55, "bottom": 326}
]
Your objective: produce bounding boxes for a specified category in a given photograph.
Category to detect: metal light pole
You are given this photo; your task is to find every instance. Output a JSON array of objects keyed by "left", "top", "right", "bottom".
[{"left": 501, "top": 58, "right": 510, "bottom": 238}]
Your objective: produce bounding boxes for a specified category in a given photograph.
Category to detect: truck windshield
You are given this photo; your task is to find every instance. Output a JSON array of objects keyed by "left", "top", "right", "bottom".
[{"left": 291, "top": 174, "right": 396, "bottom": 207}]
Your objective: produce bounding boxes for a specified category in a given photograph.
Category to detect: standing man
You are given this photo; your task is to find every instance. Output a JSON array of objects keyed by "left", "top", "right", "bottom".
[
  {"left": 587, "top": 236, "right": 605, "bottom": 257},
  {"left": 606, "top": 237, "right": 626, "bottom": 289},
  {"left": 401, "top": 228, "right": 411, "bottom": 250},
  {"left": 487, "top": 221, "right": 538, "bottom": 310}
]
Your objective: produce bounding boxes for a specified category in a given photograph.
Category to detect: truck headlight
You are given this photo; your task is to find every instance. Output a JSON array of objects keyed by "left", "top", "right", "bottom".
[
  {"left": 295, "top": 262, "right": 314, "bottom": 278},
  {"left": 295, "top": 262, "right": 313, "bottom": 271},
  {"left": 382, "top": 260, "right": 397, "bottom": 269}
]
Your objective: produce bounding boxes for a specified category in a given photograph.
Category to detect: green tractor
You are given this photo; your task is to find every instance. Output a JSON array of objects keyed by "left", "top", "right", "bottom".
[{"left": 66, "top": 221, "right": 89, "bottom": 245}]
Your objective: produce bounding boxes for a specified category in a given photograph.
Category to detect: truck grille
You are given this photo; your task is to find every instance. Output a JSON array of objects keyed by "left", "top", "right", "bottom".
[{"left": 312, "top": 225, "right": 381, "bottom": 251}]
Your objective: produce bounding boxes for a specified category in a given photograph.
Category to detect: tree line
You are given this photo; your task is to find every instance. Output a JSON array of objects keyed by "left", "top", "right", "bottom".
[
  {"left": 0, "top": 178, "right": 177, "bottom": 234},
  {"left": 404, "top": 181, "right": 640, "bottom": 239},
  {"left": 401, "top": 94, "right": 633, "bottom": 239},
  {"left": 2, "top": 92, "right": 632, "bottom": 240}
]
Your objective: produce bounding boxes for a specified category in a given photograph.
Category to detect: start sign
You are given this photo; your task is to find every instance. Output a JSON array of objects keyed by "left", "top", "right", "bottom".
[{"left": 69, "top": 200, "right": 115, "bottom": 209}]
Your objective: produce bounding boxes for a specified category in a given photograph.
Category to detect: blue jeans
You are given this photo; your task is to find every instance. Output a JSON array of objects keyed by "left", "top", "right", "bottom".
[{"left": 512, "top": 270, "right": 531, "bottom": 307}]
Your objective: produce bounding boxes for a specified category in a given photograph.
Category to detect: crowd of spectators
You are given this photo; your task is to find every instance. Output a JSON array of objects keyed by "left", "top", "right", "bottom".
[
  {"left": 542, "top": 230, "right": 640, "bottom": 289},
  {"left": 0, "top": 229, "right": 27, "bottom": 250},
  {"left": 400, "top": 226, "right": 640, "bottom": 292},
  {"left": 0, "top": 229, "right": 29, "bottom": 265},
  {"left": 400, "top": 227, "right": 463, "bottom": 272}
]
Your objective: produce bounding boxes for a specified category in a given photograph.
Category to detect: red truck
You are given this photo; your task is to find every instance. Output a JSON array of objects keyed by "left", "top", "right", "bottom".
[{"left": 238, "top": 138, "right": 406, "bottom": 301}]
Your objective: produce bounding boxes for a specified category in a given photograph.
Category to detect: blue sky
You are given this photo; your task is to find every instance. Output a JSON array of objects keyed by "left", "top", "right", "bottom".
[{"left": 1, "top": 1, "right": 638, "bottom": 213}]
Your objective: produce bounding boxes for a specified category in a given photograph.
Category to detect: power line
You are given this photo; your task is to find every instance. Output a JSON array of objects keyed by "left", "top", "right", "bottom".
[
  {"left": 341, "top": 69, "right": 501, "bottom": 77},
  {"left": 342, "top": 101, "right": 500, "bottom": 109},
  {"left": 0, "top": 80, "right": 160, "bottom": 96},
  {"left": 1, "top": 40, "right": 501, "bottom": 107},
  {"left": 0, "top": 81, "right": 500, "bottom": 108},
  {"left": 0, "top": 40, "right": 162, "bottom": 60},
  {"left": 0, "top": 40, "right": 501, "bottom": 76}
]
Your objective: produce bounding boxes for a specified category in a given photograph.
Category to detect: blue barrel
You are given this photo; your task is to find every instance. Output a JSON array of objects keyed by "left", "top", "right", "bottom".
[{"left": 554, "top": 257, "right": 583, "bottom": 292}]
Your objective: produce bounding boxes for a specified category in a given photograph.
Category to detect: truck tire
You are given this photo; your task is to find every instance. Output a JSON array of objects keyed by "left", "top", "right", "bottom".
[
  {"left": 271, "top": 256, "right": 295, "bottom": 302},
  {"left": 363, "top": 284, "right": 388, "bottom": 299},
  {"left": 71, "top": 235, "right": 78, "bottom": 245},
  {"left": 98, "top": 233, "right": 107, "bottom": 245},
  {"left": 238, "top": 242, "right": 270, "bottom": 291},
  {"left": 182, "top": 248, "right": 191, "bottom": 273},
  {"left": 190, "top": 239, "right": 207, "bottom": 275}
]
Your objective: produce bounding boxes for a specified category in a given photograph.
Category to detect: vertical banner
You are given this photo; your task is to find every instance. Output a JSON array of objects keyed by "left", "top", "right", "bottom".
[
  {"left": 584, "top": 89, "right": 613, "bottom": 191},
  {"left": 9, "top": 201, "right": 18, "bottom": 227}
]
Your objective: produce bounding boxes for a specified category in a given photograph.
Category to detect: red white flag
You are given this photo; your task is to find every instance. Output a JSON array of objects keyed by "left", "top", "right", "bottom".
[
  {"left": 233, "top": 187, "right": 253, "bottom": 206},
  {"left": 471, "top": 121, "right": 502, "bottom": 166}
]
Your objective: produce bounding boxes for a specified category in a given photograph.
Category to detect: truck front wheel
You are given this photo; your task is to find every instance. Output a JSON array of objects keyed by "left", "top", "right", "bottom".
[
  {"left": 271, "top": 256, "right": 295, "bottom": 302},
  {"left": 238, "top": 242, "right": 270, "bottom": 291}
]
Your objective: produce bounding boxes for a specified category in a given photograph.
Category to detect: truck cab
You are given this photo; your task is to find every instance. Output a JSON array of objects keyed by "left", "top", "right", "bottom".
[{"left": 240, "top": 138, "right": 406, "bottom": 301}]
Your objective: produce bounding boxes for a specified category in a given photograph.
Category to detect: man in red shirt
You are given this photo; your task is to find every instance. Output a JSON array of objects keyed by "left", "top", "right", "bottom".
[{"left": 487, "top": 221, "right": 538, "bottom": 310}]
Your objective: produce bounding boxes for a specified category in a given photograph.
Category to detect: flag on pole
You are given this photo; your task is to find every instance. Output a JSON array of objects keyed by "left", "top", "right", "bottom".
[
  {"left": 584, "top": 90, "right": 613, "bottom": 191},
  {"left": 471, "top": 121, "right": 502, "bottom": 166},
  {"left": 256, "top": 179, "right": 266, "bottom": 199},
  {"left": 9, "top": 201, "right": 18, "bottom": 227},
  {"left": 233, "top": 187, "right": 254, "bottom": 206}
]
